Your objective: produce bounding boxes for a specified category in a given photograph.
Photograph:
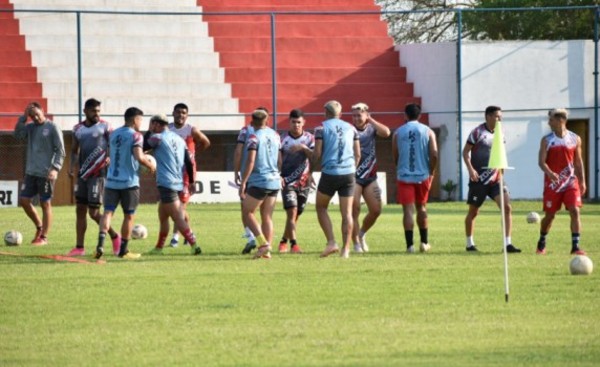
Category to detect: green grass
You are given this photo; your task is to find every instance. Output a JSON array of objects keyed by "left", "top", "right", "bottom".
[{"left": 0, "top": 201, "right": 598, "bottom": 366}]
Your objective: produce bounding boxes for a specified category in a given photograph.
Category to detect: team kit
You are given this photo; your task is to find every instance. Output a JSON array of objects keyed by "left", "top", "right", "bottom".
[{"left": 12, "top": 100, "right": 587, "bottom": 260}]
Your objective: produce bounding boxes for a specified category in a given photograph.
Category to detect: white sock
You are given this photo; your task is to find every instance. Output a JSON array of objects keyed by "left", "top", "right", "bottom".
[
  {"left": 466, "top": 236, "right": 475, "bottom": 248},
  {"left": 172, "top": 233, "right": 179, "bottom": 241},
  {"left": 505, "top": 236, "right": 512, "bottom": 246}
]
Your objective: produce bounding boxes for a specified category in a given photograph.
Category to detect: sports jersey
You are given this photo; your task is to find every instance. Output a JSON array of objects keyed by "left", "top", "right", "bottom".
[
  {"left": 148, "top": 129, "right": 186, "bottom": 192},
  {"left": 355, "top": 123, "right": 378, "bottom": 180},
  {"left": 314, "top": 118, "right": 358, "bottom": 175},
  {"left": 73, "top": 119, "right": 112, "bottom": 180},
  {"left": 14, "top": 116, "right": 65, "bottom": 178},
  {"left": 246, "top": 127, "right": 281, "bottom": 190},
  {"left": 542, "top": 130, "right": 579, "bottom": 193},
  {"left": 168, "top": 122, "right": 196, "bottom": 185},
  {"left": 106, "top": 125, "right": 143, "bottom": 190},
  {"left": 280, "top": 130, "right": 314, "bottom": 189},
  {"left": 395, "top": 120, "right": 432, "bottom": 183},
  {"left": 237, "top": 125, "right": 255, "bottom": 175},
  {"left": 465, "top": 123, "right": 502, "bottom": 185}
]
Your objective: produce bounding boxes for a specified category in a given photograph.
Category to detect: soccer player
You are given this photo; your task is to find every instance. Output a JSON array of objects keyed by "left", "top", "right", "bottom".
[
  {"left": 314, "top": 100, "right": 360, "bottom": 258},
  {"left": 239, "top": 109, "right": 281, "bottom": 259},
  {"left": 146, "top": 114, "right": 202, "bottom": 256},
  {"left": 167, "top": 103, "right": 210, "bottom": 247},
  {"left": 277, "top": 109, "right": 315, "bottom": 254},
  {"left": 536, "top": 108, "right": 586, "bottom": 255},
  {"left": 67, "top": 98, "right": 120, "bottom": 256},
  {"left": 350, "top": 102, "right": 391, "bottom": 253},
  {"left": 462, "top": 105, "right": 521, "bottom": 253},
  {"left": 14, "top": 102, "right": 65, "bottom": 246},
  {"left": 392, "top": 103, "right": 437, "bottom": 253},
  {"left": 234, "top": 106, "right": 269, "bottom": 254},
  {"left": 94, "top": 107, "right": 156, "bottom": 260}
]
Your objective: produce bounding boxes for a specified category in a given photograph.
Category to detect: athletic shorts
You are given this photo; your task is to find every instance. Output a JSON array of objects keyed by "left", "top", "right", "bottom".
[
  {"left": 318, "top": 173, "right": 355, "bottom": 198},
  {"left": 247, "top": 186, "right": 279, "bottom": 200},
  {"left": 74, "top": 176, "right": 105, "bottom": 207},
  {"left": 355, "top": 176, "right": 377, "bottom": 188},
  {"left": 543, "top": 186, "right": 582, "bottom": 213},
  {"left": 179, "top": 181, "right": 191, "bottom": 204},
  {"left": 281, "top": 186, "right": 310, "bottom": 214},
  {"left": 158, "top": 186, "right": 180, "bottom": 204},
  {"left": 467, "top": 181, "right": 506, "bottom": 208},
  {"left": 103, "top": 187, "right": 140, "bottom": 214},
  {"left": 396, "top": 178, "right": 432, "bottom": 205},
  {"left": 20, "top": 174, "right": 55, "bottom": 202}
]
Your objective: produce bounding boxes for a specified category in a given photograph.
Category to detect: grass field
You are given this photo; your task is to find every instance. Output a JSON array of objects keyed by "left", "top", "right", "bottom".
[{"left": 0, "top": 201, "right": 598, "bottom": 366}]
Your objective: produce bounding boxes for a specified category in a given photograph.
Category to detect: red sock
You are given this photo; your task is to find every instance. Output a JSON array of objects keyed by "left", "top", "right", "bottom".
[
  {"left": 156, "top": 232, "right": 168, "bottom": 249},
  {"left": 182, "top": 228, "right": 196, "bottom": 246}
]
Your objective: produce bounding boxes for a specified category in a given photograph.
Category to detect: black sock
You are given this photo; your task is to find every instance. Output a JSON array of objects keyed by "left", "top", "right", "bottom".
[
  {"left": 537, "top": 232, "right": 547, "bottom": 249},
  {"left": 97, "top": 232, "right": 106, "bottom": 249},
  {"left": 119, "top": 239, "right": 129, "bottom": 256},
  {"left": 419, "top": 228, "right": 428, "bottom": 244},
  {"left": 404, "top": 230, "right": 414, "bottom": 248},
  {"left": 280, "top": 237, "right": 288, "bottom": 244},
  {"left": 571, "top": 232, "right": 580, "bottom": 250},
  {"left": 290, "top": 239, "right": 297, "bottom": 246}
]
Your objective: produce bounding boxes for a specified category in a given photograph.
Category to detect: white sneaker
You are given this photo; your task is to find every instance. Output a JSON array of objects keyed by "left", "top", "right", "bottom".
[
  {"left": 353, "top": 243, "right": 363, "bottom": 253},
  {"left": 407, "top": 246, "right": 415, "bottom": 253},
  {"left": 360, "top": 236, "right": 369, "bottom": 252},
  {"left": 419, "top": 243, "right": 431, "bottom": 253}
]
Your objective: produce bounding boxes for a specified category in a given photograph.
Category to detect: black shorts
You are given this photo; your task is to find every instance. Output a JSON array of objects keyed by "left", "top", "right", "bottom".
[
  {"left": 281, "top": 186, "right": 310, "bottom": 214},
  {"left": 355, "top": 176, "right": 377, "bottom": 188},
  {"left": 318, "top": 172, "right": 355, "bottom": 198},
  {"left": 20, "top": 175, "right": 55, "bottom": 202},
  {"left": 103, "top": 187, "right": 140, "bottom": 214},
  {"left": 157, "top": 186, "right": 180, "bottom": 204},
  {"left": 467, "top": 181, "right": 508, "bottom": 207},
  {"left": 75, "top": 176, "right": 105, "bottom": 207},
  {"left": 247, "top": 186, "right": 279, "bottom": 200}
]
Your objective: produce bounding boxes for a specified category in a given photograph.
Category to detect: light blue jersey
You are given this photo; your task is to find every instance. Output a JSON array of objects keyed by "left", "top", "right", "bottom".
[
  {"left": 106, "top": 126, "right": 143, "bottom": 190},
  {"left": 246, "top": 127, "right": 281, "bottom": 190},
  {"left": 395, "top": 120, "right": 432, "bottom": 183},
  {"left": 237, "top": 125, "right": 255, "bottom": 175},
  {"left": 148, "top": 130, "right": 186, "bottom": 192},
  {"left": 314, "top": 118, "right": 358, "bottom": 175}
]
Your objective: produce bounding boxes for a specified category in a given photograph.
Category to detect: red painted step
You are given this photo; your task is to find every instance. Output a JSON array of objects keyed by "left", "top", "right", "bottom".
[
  {"left": 0, "top": 0, "right": 46, "bottom": 131},
  {"left": 198, "top": 0, "right": 423, "bottom": 129}
]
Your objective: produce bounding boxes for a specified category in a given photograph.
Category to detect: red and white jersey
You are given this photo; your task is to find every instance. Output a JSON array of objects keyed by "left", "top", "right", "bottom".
[
  {"left": 543, "top": 130, "right": 579, "bottom": 193},
  {"left": 168, "top": 123, "right": 196, "bottom": 158}
]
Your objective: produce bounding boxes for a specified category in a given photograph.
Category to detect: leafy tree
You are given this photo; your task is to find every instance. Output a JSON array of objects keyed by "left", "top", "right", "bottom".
[{"left": 377, "top": 0, "right": 599, "bottom": 43}]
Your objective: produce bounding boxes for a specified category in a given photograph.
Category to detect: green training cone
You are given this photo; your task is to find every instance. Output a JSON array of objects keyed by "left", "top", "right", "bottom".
[{"left": 487, "top": 120, "right": 510, "bottom": 169}]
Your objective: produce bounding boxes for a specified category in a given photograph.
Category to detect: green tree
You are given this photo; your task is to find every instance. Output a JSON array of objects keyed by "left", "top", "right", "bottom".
[{"left": 463, "top": 0, "right": 599, "bottom": 40}]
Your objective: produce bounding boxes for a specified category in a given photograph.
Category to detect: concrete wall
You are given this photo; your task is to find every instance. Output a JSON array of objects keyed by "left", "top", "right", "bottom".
[{"left": 396, "top": 40, "right": 598, "bottom": 200}]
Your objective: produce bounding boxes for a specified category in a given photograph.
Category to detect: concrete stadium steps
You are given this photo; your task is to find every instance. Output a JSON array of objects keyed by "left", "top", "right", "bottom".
[
  {"left": 0, "top": 0, "right": 45, "bottom": 130},
  {"left": 6, "top": 0, "right": 244, "bottom": 131},
  {"left": 198, "top": 0, "right": 422, "bottom": 129}
]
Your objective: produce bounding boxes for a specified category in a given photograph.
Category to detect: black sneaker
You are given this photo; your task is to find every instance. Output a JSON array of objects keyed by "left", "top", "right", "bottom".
[
  {"left": 506, "top": 244, "right": 522, "bottom": 253},
  {"left": 466, "top": 245, "right": 478, "bottom": 252},
  {"left": 94, "top": 246, "right": 104, "bottom": 259},
  {"left": 241, "top": 242, "right": 256, "bottom": 254}
]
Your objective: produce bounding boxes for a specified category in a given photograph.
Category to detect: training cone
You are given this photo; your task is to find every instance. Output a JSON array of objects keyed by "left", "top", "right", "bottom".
[{"left": 487, "top": 120, "right": 511, "bottom": 169}]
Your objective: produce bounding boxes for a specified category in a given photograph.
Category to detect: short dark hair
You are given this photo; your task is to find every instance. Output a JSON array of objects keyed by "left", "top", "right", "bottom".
[
  {"left": 173, "top": 103, "right": 188, "bottom": 112},
  {"left": 404, "top": 103, "right": 421, "bottom": 120},
  {"left": 124, "top": 107, "right": 143, "bottom": 122},
  {"left": 485, "top": 105, "right": 501, "bottom": 116},
  {"left": 84, "top": 98, "right": 101, "bottom": 110},
  {"left": 28, "top": 101, "right": 42, "bottom": 110},
  {"left": 289, "top": 109, "right": 304, "bottom": 119}
]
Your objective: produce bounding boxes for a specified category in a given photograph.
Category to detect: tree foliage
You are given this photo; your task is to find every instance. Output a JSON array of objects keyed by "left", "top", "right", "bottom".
[{"left": 377, "top": 0, "right": 599, "bottom": 43}]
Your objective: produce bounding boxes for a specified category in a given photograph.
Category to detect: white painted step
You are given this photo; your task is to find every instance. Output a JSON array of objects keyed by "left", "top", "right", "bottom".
[
  {"left": 37, "top": 66, "right": 225, "bottom": 83},
  {"left": 25, "top": 35, "right": 215, "bottom": 51},
  {"left": 43, "top": 82, "right": 232, "bottom": 97}
]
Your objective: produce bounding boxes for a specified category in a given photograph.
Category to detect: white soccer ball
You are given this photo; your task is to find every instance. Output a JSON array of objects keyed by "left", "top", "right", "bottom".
[
  {"left": 526, "top": 211, "right": 541, "bottom": 224},
  {"left": 139, "top": 154, "right": 156, "bottom": 175},
  {"left": 131, "top": 224, "right": 148, "bottom": 240},
  {"left": 4, "top": 230, "right": 23, "bottom": 246},
  {"left": 570, "top": 255, "right": 593, "bottom": 275}
]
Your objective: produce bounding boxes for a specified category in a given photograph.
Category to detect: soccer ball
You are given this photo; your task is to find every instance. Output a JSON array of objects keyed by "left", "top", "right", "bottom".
[
  {"left": 570, "top": 255, "right": 593, "bottom": 275},
  {"left": 139, "top": 154, "right": 156, "bottom": 175},
  {"left": 526, "top": 211, "right": 541, "bottom": 224},
  {"left": 131, "top": 224, "right": 148, "bottom": 240},
  {"left": 4, "top": 230, "right": 23, "bottom": 246}
]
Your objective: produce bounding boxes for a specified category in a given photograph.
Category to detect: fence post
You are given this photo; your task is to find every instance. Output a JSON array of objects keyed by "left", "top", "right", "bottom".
[
  {"left": 76, "top": 11, "right": 82, "bottom": 123},
  {"left": 270, "top": 12, "right": 278, "bottom": 130},
  {"left": 594, "top": 6, "right": 599, "bottom": 201},
  {"left": 456, "top": 9, "right": 463, "bottom": 201}
]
